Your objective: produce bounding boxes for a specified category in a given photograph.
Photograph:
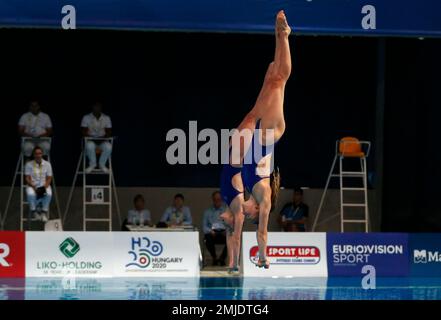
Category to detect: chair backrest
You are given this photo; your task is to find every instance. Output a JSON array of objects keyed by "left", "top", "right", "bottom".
[{"left": 339, "top": 137, "right": 363, "bottom": 157}]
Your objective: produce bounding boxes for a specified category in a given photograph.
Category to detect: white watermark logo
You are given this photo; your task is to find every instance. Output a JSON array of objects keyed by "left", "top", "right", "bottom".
[
  {"left": 361, "top": 5, "right": 376, "bottom": 30},
  {"left": 61, "top": 5, "right": 76, "bottom": 30},
  {"left": 165, "top": 121, "right": 275, "bottom": 169},
  {"left": 361, "top": 264, "right": 376, "bottom": 290},
  {"left": 61, "top": 276, "right": 77, "bottom": 290}
]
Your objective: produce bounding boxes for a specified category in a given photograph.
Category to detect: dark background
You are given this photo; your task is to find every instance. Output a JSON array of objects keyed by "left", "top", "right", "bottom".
[
  {"left": 0, "top": 29, "right": 377, "bottom": 187},
  {"left": 383, "top": 38, "right": 441, "bottom": 231},
  {"left": 0, "top": 29, "right": 439, "bottom": 231}
]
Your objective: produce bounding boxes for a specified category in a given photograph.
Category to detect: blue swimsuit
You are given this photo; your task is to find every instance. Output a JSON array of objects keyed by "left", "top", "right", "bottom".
[
  {"left": 220, "top": 120, "right": 275, "bottom": 205},
  {"left": 220, "top": 164, "right": 243, "bottom": 206},
  {"left": 242, "top": 119, "right": 275, "bottom": 193}
]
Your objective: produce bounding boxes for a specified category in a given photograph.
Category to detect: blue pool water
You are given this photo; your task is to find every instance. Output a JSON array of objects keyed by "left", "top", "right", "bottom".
[{"left": 1, "top": 277, "right": 441, "bottom": 300}]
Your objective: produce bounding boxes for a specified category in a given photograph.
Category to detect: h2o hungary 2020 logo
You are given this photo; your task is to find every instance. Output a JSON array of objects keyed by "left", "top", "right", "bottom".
[
  {"left": 126, "top": 237, "right": 163, "bottom": 269},
  {"left": 59, "top": 237, "right": 80, "bottom": 258}
]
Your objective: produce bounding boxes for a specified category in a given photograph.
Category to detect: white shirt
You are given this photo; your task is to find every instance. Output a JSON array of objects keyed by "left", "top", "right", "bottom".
[
  {"left": 24, "top": 159, "right": 53, "bottom": 188},
  {"left": 127, "top": 209, "right": 152, "bottom": 225},
  {"left": 18, "top": 112, "right": 52, "bottom": 137},
  {"left": 160, "top": 206, "right": 193, "bottom": 225},
  {"left": 81, "top": 113, "right": 112, "bottom": 138}
]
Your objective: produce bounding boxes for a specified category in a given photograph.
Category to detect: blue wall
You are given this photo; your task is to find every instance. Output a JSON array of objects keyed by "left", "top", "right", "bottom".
[{"left": 0, "top": 1, "right": 441, "bottom": 37}]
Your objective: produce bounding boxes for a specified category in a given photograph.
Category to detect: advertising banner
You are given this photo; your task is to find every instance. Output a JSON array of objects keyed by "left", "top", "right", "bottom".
[
  {"left": 0, "top": 231, "right": 25, "bottom": 278},
  {"left": 327, "top": 233, "right": 409, "bottom": 277},
  {"left": 409, "top": 233, "right": 441, "bottom": 277},
  {"left": 25, "top": 232, "right": 114, "bottom": 277},
  {"left": 242, "top": 232, "right": 328, "bottom": 277},
  {"left": 112, "top": 232, "right": 201, "bottom": 277}
]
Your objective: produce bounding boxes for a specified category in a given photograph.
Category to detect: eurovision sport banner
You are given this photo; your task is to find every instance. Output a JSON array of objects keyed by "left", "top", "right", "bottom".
[
  {"left": 326, "top": 233, "right": 409, "bottom": 277},
  {"left": 242, "top": 232, "right": 328, "bottom": 277}
]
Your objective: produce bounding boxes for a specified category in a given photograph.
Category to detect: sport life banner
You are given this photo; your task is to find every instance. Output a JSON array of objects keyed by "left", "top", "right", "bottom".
[
  {"left": 327, "top": 233, "right": 410, "bottom": 277},
  {"left": 112, "top": 232, "right": 201, "bottom": 277},
  {"left": 242, "top": 232, "right": 328, "bottom": 277}
]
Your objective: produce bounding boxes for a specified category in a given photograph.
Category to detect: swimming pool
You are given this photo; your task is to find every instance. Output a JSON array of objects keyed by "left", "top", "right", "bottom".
[{"left": 1, "top": 276, "right": 441, "bottom": 300}]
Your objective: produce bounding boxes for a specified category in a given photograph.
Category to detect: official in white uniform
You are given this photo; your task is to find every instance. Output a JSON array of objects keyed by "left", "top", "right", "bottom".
[
  {"left": 18, "top": 100, "right": 53, "bottom": 157},
  {"left": 81, "top": 102, "right": 113, "bottom": 173},
  {"left": 126, "top": 194, "right": 152, "bottom": 226},
  {"left": 25, "top": 146, "right": 53, "bottom": 222}
]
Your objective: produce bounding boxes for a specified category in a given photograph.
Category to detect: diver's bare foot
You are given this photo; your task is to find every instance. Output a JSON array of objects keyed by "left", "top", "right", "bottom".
[
  {"left": 256, "top": 258, "right": 270, "bottom": 269},
  {"left": 276, "top": 10, "right": 291, "bottom": 37}
]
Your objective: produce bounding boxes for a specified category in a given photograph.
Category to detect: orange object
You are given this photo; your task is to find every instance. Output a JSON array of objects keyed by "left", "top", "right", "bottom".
[{"left": 339, "top": 137, "right": 365, "bottom": 157}]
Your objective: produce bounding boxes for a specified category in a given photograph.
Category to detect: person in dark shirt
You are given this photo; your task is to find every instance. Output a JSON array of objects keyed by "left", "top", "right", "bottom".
[{"left": 278, "top": 188, "right": 309, "bottom": 231}]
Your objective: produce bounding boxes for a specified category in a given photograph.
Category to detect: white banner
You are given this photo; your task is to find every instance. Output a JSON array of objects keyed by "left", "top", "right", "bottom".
[
  {"left": 25, "top": 232, "right": 201, "bottom": 278},
  {"left": 26, "top": 232, "right": 114, "bottom": 277},
  {"left": 242, "top": 232, "right": 328, "bottom": 277},
  {"left": 112, "top": 232, "right": 201, "bottom": 277}
]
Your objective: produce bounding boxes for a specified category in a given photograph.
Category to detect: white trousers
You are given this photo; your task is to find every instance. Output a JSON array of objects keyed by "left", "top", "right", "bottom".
[{"left": 26, "top": 186, "right": 52, "bottom": 212}]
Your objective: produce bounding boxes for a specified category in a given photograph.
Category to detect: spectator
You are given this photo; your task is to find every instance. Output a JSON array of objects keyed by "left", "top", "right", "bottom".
[
  {"left": 25, "top": 146, "right": 53, "bottom": 222},
  {"left": 278, "top": 188, "right": 309, "bottom": 232},
  {"left": 18, "top": 100, "right": 53, "bottom": 157},
  {"left": 160, "top": 194, "right": 192, "bottom": 226},
  {"left": 81, "top": 102, "right": 113, "bottom": 173},
  {"left": 202, "top": 191, "right": 227, "bottom": 266},
  {"left": 126, "top": 194, "right": 152, "bottom": 226}
]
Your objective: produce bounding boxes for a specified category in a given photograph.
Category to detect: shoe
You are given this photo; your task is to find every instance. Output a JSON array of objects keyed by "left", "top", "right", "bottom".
[
  {"left": 40, "top": 212, "right": 49, "bottom": 223},
  {"left": 99, "top": 165, "right": 110, "bottom": 174},
  {"left": 85, "top": 166, "right": 95, "bottom": 174},
  {"left": 32, "top": 211, "right": 41, "bottom": 221}
]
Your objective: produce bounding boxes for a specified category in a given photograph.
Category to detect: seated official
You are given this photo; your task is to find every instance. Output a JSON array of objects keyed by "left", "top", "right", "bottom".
[
  {"left": 18, "top": 100, "right": 53, "bottom": 158},
  {"left": 202, "top": 191, "right": 227, "bottom": 266},
  {"left": 160, "top": 194, "right": 192, "bottom": 227},
  {"left": 126, "top": 194, "right": 152, "bottom": 227},
  {"left": 81, "top": 102, "right": 113, "bottom": 173},
  {"left": 278, "top": 188, "right": 309, "bottom": 232},
  {"left": 25, "top": 146, "right": 53, "bottom": 222}
]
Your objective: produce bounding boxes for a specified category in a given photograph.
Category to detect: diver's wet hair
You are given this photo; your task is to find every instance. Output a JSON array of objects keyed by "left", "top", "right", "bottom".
[{"left": 270, "top": 167, "right": 281, "bottom": 212}]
